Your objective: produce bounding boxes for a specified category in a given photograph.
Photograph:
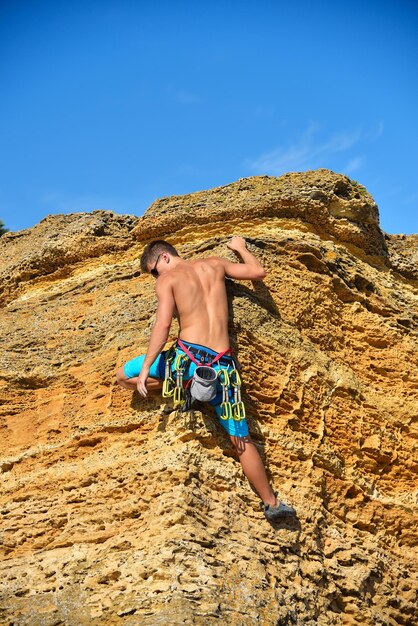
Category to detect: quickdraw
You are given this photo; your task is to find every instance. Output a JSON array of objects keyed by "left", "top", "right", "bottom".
[
  {"left": 229, "top": 368, "right": 246, "bottom": 421},
  {"left": 162, "top": 348, "right": 176, "bottom": 398},
  {"left": 172, "top": 353, "right": 188, "bottom": 408},
  {"left": 218, "top": 368, "right": 231, "bottom": 420},
  {"left": 218, "top": 368, "right": 246, "bottom": 422}
]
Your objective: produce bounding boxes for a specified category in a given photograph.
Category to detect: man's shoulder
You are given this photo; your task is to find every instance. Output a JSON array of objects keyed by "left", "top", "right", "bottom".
[
  {"left": 155, "top": 272, "right": 176, "bottom": 294},
  {"left": 194, "top": 256, "right": 225, "bottom": 267},
  {"left": 193, "top": 257, "right": 227, "bottom": 275}
]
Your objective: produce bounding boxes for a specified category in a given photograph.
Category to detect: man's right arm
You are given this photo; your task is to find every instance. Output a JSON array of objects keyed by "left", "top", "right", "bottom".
[
  {"left": 136, "top": 276, "right": 175, "bottom": 396},
  {"left": 220, "top": 235, "right": 267, "bottom": 281}
]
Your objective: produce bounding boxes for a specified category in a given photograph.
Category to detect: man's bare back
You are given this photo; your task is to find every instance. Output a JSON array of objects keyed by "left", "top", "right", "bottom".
[{"left": 160, "top": 258, "right": 230, "bottom": 352}]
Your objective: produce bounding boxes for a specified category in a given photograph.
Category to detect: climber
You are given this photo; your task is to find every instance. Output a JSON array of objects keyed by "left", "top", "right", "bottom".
[{"left": 115, "top": 236, "right": 296, "bottom": 521}]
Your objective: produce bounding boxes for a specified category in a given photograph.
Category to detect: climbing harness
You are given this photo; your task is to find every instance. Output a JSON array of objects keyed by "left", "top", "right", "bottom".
[
  {"left": 177, "top": 339, "right": 232, "bottom": 367},
  {"left": 161, "top": 339, "right": 246, "bottom": 420}
]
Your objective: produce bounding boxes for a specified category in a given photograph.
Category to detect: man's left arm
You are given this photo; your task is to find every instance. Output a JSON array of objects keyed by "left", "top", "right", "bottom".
[{"left": 137, "top": 278, "right": 175, "bottom": 396}]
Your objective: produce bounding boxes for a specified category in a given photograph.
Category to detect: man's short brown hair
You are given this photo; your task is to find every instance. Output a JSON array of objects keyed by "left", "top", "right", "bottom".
[{"left": 140, "top": 240, "right": 179, "bottom": 273}]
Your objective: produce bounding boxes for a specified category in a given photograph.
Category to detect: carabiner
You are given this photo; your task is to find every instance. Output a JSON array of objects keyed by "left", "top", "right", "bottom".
[
  {"left": 232, "top": 401, "right": 246, "bottom": 421},
  {"left": 174, "top": 354, "right": 188, "bottom": 373},
  {"left": 219, "top": 401, "right": 232, "bottom": 420},
  {"left": 229, "top": 369, "right": 241, "bottom": 387},
  {"left": 173, "top": 386, "right": 185, "bottom": 407},
  {"left": 162, "top": 377, "right": 175, "bottom": 398},
  {"left": 218, "top": 369, "right": 230, "bottom": 387}
]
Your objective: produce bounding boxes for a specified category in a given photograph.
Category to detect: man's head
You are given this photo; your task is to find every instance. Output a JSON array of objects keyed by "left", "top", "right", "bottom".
[{"left": 140, "top": 240, "right": 180, "bottom": 277}]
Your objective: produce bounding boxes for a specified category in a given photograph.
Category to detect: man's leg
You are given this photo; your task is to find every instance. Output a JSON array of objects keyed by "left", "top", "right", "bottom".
[
  {"left": 115, "top": 366, "right": 162, "bottom": 392},
  {"left": 230, "top": 435, "right": 277, "bottom": 506},
  {"left": 116, "top": 352, "right": 166, "bottom": 392}
]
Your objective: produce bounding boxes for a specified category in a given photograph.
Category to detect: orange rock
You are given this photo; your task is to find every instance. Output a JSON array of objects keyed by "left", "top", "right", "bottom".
[{"left": 0, "top": 170, "right": 417, "bottom": 625}]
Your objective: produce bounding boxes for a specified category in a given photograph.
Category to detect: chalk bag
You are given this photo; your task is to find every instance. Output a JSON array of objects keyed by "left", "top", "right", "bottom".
[{"left": 190, "top": 365, "right": 218, "bottom": 402}]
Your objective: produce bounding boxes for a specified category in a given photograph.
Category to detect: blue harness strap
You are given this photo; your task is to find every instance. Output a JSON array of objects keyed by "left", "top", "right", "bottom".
[{"left": 177, "top": 339, "right": 233, "bottom": 366}]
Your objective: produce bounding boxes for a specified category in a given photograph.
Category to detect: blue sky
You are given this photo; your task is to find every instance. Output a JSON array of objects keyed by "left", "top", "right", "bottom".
[{"left": 1, "top": 0, "right": 417, "bottom": 234}]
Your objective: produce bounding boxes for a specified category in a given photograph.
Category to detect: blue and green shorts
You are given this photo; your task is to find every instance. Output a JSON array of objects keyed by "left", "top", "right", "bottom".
[{"left": 123, "top": 340, "right": 249, "bottom": 438}]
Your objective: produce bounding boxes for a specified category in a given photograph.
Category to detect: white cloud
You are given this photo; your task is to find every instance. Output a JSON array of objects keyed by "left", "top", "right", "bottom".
[
  {"left": 165, "top": 85, "right": 202, "bottom": 104},
  {"left": 253, "top": 104, "right": 276, "bottom": 118},
  {"left": 344, "top": 156, "right": 364, "bottom": 174},
  {"left": 366, "top": 120, "right": 384, "bottom": 141},
  {"left": 174, "top": 90, "right": 201, "bottom": 104},
  {"left": 406, "top": 190, "right": 418, "bottom": 204},
  {"left": 248, "top": 122, "right": 382, "bottom": 176}
]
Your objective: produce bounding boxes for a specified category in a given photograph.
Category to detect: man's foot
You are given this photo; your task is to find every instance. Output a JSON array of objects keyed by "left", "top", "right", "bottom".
[{"left": 263, "top": 494, "right": 296, "bottom": 521}]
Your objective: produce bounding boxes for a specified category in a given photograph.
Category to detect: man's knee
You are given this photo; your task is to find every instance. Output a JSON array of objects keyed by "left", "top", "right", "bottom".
[{"left": 115, "top": 365, "right": 129, "bottom": 386}]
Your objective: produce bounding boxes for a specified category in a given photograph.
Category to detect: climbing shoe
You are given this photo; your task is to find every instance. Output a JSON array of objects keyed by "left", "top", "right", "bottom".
[{"left": 264, "top": 495, "right": 296, "bottom": 521}]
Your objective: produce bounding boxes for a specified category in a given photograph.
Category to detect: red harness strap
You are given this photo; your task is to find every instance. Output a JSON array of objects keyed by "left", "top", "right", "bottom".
[{"left": 177, "top": 339, "right": 232, "bottom": 367}]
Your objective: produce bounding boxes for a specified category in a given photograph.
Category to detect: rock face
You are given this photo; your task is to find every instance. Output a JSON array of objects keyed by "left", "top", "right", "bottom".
[{"left": 0, "top": 169, "right": 417, "bottom": 625}]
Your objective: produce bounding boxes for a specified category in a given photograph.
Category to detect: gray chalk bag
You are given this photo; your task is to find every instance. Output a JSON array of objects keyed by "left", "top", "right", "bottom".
[{"left": 190, "top": 365, "right": 218, "bottom": 402}]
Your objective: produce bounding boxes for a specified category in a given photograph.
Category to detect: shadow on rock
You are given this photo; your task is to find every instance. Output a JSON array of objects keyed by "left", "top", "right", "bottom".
[{"left": 267, "top": 514, "right": 301, "bottom": 533}]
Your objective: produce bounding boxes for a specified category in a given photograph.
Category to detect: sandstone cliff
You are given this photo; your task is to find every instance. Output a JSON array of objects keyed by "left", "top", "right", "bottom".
[{"left": 0, "top": 170, "right": 417, "bottom": 625}]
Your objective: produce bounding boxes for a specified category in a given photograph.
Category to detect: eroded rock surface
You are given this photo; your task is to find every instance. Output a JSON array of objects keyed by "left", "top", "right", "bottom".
[{"left": 0, "top": 170, "right": 417, "bottom": 625}]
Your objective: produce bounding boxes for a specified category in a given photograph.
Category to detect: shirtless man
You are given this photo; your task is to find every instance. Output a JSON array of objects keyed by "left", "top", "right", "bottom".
[{"left": 116, "top": 236, "right": 295, "bottom": 520}]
